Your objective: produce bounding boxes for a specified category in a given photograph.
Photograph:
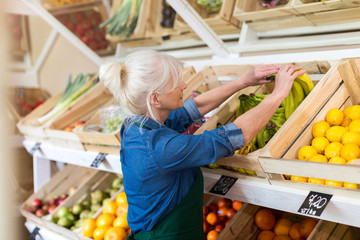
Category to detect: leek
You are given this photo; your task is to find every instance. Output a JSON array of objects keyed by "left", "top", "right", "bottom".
[{"left": 35, "top": 73, "right": 98, "bottom": 125}]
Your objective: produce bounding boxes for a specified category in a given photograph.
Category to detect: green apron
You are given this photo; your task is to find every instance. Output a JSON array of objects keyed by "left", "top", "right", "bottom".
[{"left": 127, "top": 167, "right": 204, "bottom": 240}]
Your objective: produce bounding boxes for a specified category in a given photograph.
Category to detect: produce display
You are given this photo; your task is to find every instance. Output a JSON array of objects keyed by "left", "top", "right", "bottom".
[
  {"left": 44, "top": 0, "right": 90, "bottom": 7},
  {"left": 23, "top": 187, "right": 74, "bottom": 217},
  {"left": 33, "top": 73, "right": 98, "bottom": 126},
  {"left": 196, "top": 0, "right": 223, "bottom": 13},
  {"left": 259, "top": 0, "right": 289, "bottom": 8},
  {"left": 254, "top": 207, "right": 318, "bottom": 240},
  {"left": 82, "top": 190, "right": 129, "bottom": 240},
  {"left": 290, "top": 105, "right": 360, "bottom": 189},
  {"left": 12, "top": 89, "right": 45, "bottom": 117},
  {"left": 57, "top": 10, "right": 109, "bottom": 51},
  {"left": 161, "top": 0, "right": 176, "bottom": 28},
  {"left": 64, "top": 120, "right": 85, "bottom": 132},
  {"left": 51, "top": 177, "right": 123, "bottom": 230},
  {"left": 101, "top": 0, "right": 143, "bottom": 38},
  {"left": 203, "top": 197, "right": 243, "bottom": 240}
]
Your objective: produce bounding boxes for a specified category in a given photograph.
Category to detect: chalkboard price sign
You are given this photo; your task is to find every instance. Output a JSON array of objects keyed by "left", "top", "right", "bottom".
[
  {"left": 90, "top": 153, "right": 108, "bottom": 168},
  {"left": 298, "top": 191, "right": 333, "bottom": 217},
  {"left": 209, "top": 175, "right": 238, "bottom": 196},
  {"left": 29, "top": 142, "right": 41, "bottom": 156}
]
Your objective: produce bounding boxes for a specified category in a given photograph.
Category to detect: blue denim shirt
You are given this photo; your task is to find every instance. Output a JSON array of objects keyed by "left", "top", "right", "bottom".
[{"left": 120, "top": 99, "right": 244, "bottom": 234}]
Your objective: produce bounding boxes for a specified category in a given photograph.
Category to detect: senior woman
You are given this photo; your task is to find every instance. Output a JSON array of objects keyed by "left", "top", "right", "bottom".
[{"left": 99, "top": 50, "right": 305, "bottom": 240}]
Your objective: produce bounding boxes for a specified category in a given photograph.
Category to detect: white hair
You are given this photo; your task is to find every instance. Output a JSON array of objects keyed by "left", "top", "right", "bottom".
[{"left": 99, "top": 50, "right": 184, "bottom": 121}]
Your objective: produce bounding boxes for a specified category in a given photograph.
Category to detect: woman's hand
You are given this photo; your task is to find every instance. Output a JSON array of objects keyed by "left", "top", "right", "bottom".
[
  {"left": 272, "top": 64, "right": 306, "bottom": 100},
  {"left": 241, "top": 65, "right": 280, "bottom": 87}
]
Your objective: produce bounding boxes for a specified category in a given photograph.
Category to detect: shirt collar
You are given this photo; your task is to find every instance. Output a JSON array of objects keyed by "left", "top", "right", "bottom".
[{"left": 127, "top": 115, "right": 165, "bottom": 130}]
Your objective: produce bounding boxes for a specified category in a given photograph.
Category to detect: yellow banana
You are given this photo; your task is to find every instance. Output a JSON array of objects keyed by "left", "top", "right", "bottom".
[
  {"left": 285, "top": 89, "right": 295, "bottom": 120},
  {"left": 295, "top": 78, "right": 310, "bottom": 96},
  {"left": 292, "top": 80, "right": 305, "bottom": 108},
  {"left": 296, "top": 73, "right": 314, "bottom": 95}
]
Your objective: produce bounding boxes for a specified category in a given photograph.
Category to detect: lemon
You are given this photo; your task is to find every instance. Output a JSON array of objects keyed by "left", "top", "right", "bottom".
[
  {"left": 325, "top": 180, "right": 343, "bottom": 187},
  {"left": 347, "top": 159, "right": 359, "bottom": 164},
  {"left": 324, "top": 142, "right": 343, "bottom": 159},
  {"left": 325, "top": 126, "right": 347, "bottom": 142},
  {"left": 343, "top": 182, "right": 359, "bottom": 189},
  {"left": 341, "top": 117, "right": 352, "bottom": 127},
  {"left": 290, "top": 175, "right": 308, "bottom": 182},
  {"left": 325, "top": 108, "right": 344, "bottom": 126},
  {"left": 93, "top": 225, "right": 112, "bottom": 240},
  {"left": 308, "top": 178, "right": 325, "bottom": 184},
  {"left": 328, "top": 156, "right": 346, "bottom": 164},
  {"left": 346, "top": 105, "right": 360, "bottom": 121},
  {"left": 308, "top": 154, "right": 328, "bottom": 163},
  {"left": 340, "top": 143, "right": 360, "bottom": 161},
  {"left": 349, "top": 120, "right": 360, "bottom": 133},
  {"left": 343, "top": 105, "right": 353, "bottom": 118},
  {"left": 311, "top": 137, "right": 329, "bottom": 154},
  {"left": 341, "top": 131, "right": 360, "bottom": 146},
  {"left": 297, "top": 146, "right": 317, "bottom": 160},
  {"left": 312, "top": 120, "right": 330, "bottom": 138}
]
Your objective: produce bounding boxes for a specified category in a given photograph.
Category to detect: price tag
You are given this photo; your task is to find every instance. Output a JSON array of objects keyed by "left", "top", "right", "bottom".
[
  {"left": 29, "top": 143, "right": 41, "bottom": 156},
  {"left": 298, "top": 191, "right": 333, "bottom": 217},
  {"left": 90, "top": 153, "right": 108, "bottom": 168},
  {"left": 209, "top": 175, "right": 238, "bottom": 196}
]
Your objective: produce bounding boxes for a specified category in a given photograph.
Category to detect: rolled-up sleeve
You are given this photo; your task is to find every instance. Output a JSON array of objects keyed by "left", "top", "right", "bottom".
[
  {"left": 184, "top": 98, "right": 203, "bottom": 122},
  {"left": 222, "top": 123, "right": 244, "bottom": 150}
]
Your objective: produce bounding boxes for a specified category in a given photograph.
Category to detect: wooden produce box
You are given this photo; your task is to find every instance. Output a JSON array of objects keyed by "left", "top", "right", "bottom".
[
  {"left": 39, "top": 171, "right": 123, "bottom": 240},
  {"left": 233, "top": 0, "right": 360, "bottom": 31},
  {"left": 259, "top": 58, "right": 360, "bottom": 198},
  {"left": 44, "top": 84, "right": 114, "bottom": 151},
  {"left": 173, "top": 0, "right": 242, "bottom": 37},
  {"left": 17, "top": 75, "right": 102, "bottom": 146},
  {"left": 19, "top": 165, "right": 98, "bottom": 232},
  {"left": 217, "top": 203, "right": 352, "bottom": 240},
  {"left": 42, "top": 0, "right": 103, "bottom": 12},
  {"left": 194, "top": 61, "right": 330, "bottom": 179}
]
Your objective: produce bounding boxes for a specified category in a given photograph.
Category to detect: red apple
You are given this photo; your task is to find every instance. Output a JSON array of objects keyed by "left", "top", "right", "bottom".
[
  {"left": 32, "top": 198, "right": 43, "bottom": 209},
  {"left": 35, "top": 209, "right": 46, "bottom": 217},
  {"left": 48, "top": 204, "right": 57, "bottom": 214},
  {"left": 24, "top": 205, "right": 35, "bottom": 214}
]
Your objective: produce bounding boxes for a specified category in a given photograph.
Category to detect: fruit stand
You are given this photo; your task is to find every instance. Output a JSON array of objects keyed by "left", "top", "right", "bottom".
[{"left": 4, "top": 0, "right": 360, "bottom": 239}]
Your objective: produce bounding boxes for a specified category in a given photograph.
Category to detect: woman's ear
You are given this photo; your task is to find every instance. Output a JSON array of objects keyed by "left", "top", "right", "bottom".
[{"left": 149, "top": 92, "right": 161, "bottom": 108}]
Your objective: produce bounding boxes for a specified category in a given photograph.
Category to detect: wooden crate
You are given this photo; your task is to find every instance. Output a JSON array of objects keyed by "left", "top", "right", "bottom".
[
  {"left": 37, "top": 171, "right": 123, "bottom": 240},
  {"left": 194, "top": 61, "right": 331, "bottom": 178},
  {"left": 173, "top": 0, "right": 242, "bottom": 36},
  {"left": 42, "top": 0, "right": 103, "bottom": 12},
  {"left": 44, "top": 84, "right": 114, "bottom": 151},
  {"left": 259, "top": 58, "right": 360, "bottom": 198},
  {"left": 17, "top": 75, "right": 100, "bottom": 144},
  {"left": 233, "top": 0, "right": 360, "bottom": 31},
  {"left": 218, "top": 203, "right": 325, "bottom": 240},
  {"left": 19, "top": 165, "right": 98, "bottom": 232}
]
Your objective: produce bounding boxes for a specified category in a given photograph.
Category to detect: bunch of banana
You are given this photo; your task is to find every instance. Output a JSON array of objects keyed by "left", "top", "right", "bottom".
[{"left": 284, "top": 73, "right": 314, "bottom": 119}]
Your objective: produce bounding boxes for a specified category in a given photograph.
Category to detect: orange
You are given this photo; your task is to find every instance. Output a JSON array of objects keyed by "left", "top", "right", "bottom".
[
  {"left": 255, "top": 209, "right": 276, "bottom": 231},
  {"left": 324, "top": 142, "right": 343, "bottom": 159},
  {"left": 257, "top": 230, "right": 275, "bottom": 240},
  {"left": 340, "top": 143, "right": 360, "bottom": 161},
  {"left": 217, "top": 207, "right": 228, "bottom": 217},
  {"left": 343, "top": 182, "right": 359, "bottom": 189},
  {"left": 289, "top": 222, "right": 302, "bottom": 240},
  {"left": 82, "top": 218, "right": 97, "bottom": 238},
  {"left": 103, "top": 201, "right": 118, "bottom": 215},
  {"left": 325, "top": 180, "right": 343, "bottom": 187},
  {"left": 308, "top": 178, "right": 325, "bottom": 185},
  {"left": 206, "top": 212, "right": 219, "bottom": 226},
  {"left": 341, "top": 131, "right": 360, "bottom": 146},
  {"left": 97, "top": 213, "right": 116, "bottom": 227},
  {"left": 232, "top": 200, "right": 243, "bottom": 211},
  {"left": 345, "top": 105, "right": 360, "bottom": 121},
  {"left": 290, "top": 176, "right": 308, "bottom": 182},
  {"left": 297, "top": 146, "right": 317, "bottom": 160},
  {"left": 341, "top": 117, "right": 352, "bottom": 127},
  {"left": 299, "top": 218, "right": 318, "bottom": 238},
  {"left": 326, "top": 108, "right": 344, "bottom": 126},
  {"left": 116, "top": 192, "right": 127, "bottom": 206},
  {"left": 328, "top": 156, "right": 346, "bottom": 164},
  {"left": 274, "top": 218, "right": 292, "bottom": 236},
  {"left": 349, "top": 120, "right": 360, "bottom": 133},
  {"left": 218, "top": 197, "right": 232, "bottom": 208},
  {"left": 312, "top": 120, "right": 330, "bottom": 138},
  {"left": 113, "top": 212, "right": 129, "bottom": 230},
  {"left": 93, "top": 225, "right": 112, "bottom": 240},
  {"left": 311, "top": 137, "right": 329, "bottom": 154},
  {"left": 116, "top": 203, "right": 128, "bottom": 217},
  {"left": 325, "top": 126, "right": 347, "bottom": 142},
  {"left": 273, "top": 236, "right": 291, "bottom": 240},
  {"left": 104, "top": 227, "right": 127, "bottom": 240},
  {"left": 207, "top": 230, "right": 219, "bottom": 240},
  {"left": 308, "top": 154, "right": 328, "bottom": 163}
]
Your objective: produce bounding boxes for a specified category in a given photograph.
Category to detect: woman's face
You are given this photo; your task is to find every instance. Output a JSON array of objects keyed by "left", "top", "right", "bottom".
[{"left": 158, "top": 77, "right": 187, "bottom": 111}]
